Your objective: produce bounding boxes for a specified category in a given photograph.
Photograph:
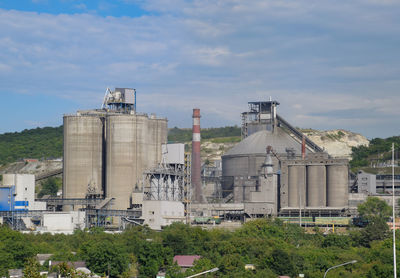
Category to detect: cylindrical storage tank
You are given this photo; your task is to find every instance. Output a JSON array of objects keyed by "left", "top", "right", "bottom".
[
  {"left": 106, "top": 114, "right": 140, "bottom": 210},
  {"left": 147, "top": 118, "right": 166, "bottom": 172},
  {"left": 106, "top": 114, "right": 167, "bottom": 210},
  {"left": 306, "top": 165, "right": 326, "bottom": 207},
  {"left": 157, "top": 118, "right": 168, "bottom": 158},
  {"left": 326, "top": 165, "right": 349, "bottom": 207},
  {"left": 63, "top": 115, "right": 104, "bottom": 199},
  {"left": 288, "top": 165, "right": 306, "bottom": 207}
]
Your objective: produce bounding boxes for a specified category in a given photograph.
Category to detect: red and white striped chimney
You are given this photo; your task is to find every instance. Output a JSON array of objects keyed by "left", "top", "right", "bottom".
[
  {"left": 301, "top": 135, "right": 306, "bottom": 160},
  {"left": 192, "top": 108, "right": 203, "bottom": 203}
]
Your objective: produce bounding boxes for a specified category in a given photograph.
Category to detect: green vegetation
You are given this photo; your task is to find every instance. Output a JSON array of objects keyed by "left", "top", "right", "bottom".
[
  {"left": 0, "top": 126, "right": 63, "bottom": 165},
  {"left": 38, "top": 177, "right": 62, "bottom": 198},
  {"left": 168, "top": 126, "right": 241, "bottom": 143},
  {"left": 357, "top": 197, "right": 391, "bottom": 246},
  {"left": 321, "top": 131, "right": 346, "bottom": 141},
  {"left": 211, "top": 136, "right": 241, "bottom": 144},
  {"left": 0, "top": 212, "right": 399, "bottom": 278},
  {"left": 350, "top": 136, "right": 400, "bottom": 171}
]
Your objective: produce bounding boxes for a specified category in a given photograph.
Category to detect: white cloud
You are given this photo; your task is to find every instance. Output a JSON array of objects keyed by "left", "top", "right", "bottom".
[{"left": 0, "top": 1, "right": 399, "bottom": 137}]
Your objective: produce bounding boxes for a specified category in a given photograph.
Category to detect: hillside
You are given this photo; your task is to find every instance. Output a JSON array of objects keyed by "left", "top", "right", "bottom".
[
  {"left": 301, "top": 129, "right": 369, "bottom": 159},
  {"left": 168, "top": 126, "right": 241, "bottom": 142},
  {"left": 0, "top": 126, "right": 63, "bottom": 166},
  {"left": 349, "top": 136, "right": 400, "bottom": 173}
]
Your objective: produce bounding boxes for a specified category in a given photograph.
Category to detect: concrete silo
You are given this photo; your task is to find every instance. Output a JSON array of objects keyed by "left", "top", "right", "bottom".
[
  {"left": 306, "top": 165, "right": 326, "bottom": 207},
  {"left": 63, "top": 88, "right": 168, "bottom": 211},
  {"left": 63, "top": 115, "right": 104, "bottom": 199},
  {"left": 105, "top": 114, "right": 167, "bottom": 210},
  {"left": 288, "top": 165, "right": 306, "bottom": 208},
  {"left": 327, "top": 164, "right": 349, "bottom": 207}
]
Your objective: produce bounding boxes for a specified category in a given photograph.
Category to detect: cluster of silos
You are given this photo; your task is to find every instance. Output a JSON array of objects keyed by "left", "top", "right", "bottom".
[
  {"left": 63, "top": 112, "right": 167, "bottom": 210},
  {"left": 285, "top": 162, "right": 348, "bottom": 208}
]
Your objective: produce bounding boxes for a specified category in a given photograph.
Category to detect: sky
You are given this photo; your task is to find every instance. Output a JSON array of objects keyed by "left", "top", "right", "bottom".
[{"left": 0, "top": 0, "right": 399, "bottom": 139}]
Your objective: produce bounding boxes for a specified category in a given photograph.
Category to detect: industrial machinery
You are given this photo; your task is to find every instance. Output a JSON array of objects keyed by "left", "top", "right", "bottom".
[{"left": 216, "top": 100, "right": 351, "bottom": 218}]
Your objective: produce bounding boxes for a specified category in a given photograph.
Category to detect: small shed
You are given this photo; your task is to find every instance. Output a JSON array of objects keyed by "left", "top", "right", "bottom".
[{"left": 173, "top": 255, "right": 201, "bottom": 269}]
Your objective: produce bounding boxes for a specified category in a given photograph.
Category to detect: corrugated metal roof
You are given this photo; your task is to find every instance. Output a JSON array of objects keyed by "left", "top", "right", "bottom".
[
  {"left": 173, "top": 255, "right": 201, "bottom": 267},
  {"left": 224, "top": 128, "right": 303, "bottom": 156}
]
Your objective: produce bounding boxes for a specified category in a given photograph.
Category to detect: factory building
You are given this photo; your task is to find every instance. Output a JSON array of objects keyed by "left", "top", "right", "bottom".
[
  {"left": 63, "top": 88, "right": 168, "bottom": 210},
  {"left": 0, "top": 174, "right": 46, "bottom": 211},
  {"left": 352, "top": 171, "right": 400, "bottom": 195},
  {"left": 214, "top": 100, "right": 351, "bottom": 218}
]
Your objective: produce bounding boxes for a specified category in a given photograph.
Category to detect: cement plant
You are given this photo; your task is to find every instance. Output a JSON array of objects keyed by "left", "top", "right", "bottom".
[{"left": 0, "top": 88, "right": 398, "bottom": 233}]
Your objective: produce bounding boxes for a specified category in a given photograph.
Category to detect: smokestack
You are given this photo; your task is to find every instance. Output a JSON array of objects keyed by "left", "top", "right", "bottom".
[
  {"left": 192, "top": 108, "right": 203, "bottom": 203},
  {"left": 301, "top": 135, "right": 306, "bottom": 160}
]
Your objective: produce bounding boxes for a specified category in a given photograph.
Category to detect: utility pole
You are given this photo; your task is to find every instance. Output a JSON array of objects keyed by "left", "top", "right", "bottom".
[{"left": 392, "top": 143, "right": 397, "bottom": 278}]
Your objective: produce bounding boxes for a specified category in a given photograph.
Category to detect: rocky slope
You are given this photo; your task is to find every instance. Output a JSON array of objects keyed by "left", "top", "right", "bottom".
[
  {"left": 301, "top": 129, "right": 369, "bottom": 159},
  {"left": 0, "top": 160, "right": 62, "bottom": 176}
]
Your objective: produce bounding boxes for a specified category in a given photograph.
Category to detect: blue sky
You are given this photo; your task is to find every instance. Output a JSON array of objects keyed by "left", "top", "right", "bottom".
[{"left": 0, "top": 0, "right": 399, "bottom": 138}]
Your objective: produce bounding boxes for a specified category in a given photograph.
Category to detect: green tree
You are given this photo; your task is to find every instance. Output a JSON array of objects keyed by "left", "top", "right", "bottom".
[
  {"left": 23, "top": 257, "right": 42, "bottom": 278},
  {"left": 358, "top": 197, "right": 391, "bottom": 245},
  {"left": 358, "top": 197, "right": 392, "bottom": 220},
  {"left": 120, "top": 254, "right": 139, "bottom": 278},
  {"left": 80, "top": 240, "right": 129, "bottom": 277},
  {"left": 322, "top": 234, "right": 351, "bottom": 249},
  {"left": 38, "top": 177, "right": 61, "bottom": 198},
  {"left": 268, "top": 249, "right": 296, "bottom": 277},
  {"left": 52, "top": 262, "right": 90, "bottom": 278}
]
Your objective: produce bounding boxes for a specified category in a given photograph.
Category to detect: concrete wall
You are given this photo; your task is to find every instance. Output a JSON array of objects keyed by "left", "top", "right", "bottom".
[
  {"left": 246, "top": 175, "right": 278, "bottom": 215},
  {"left": 142, "top": 200, "right": 185, "bottom": 230},
  {"left": 42, "top": 211, "right": 85, "bottom": 234}
]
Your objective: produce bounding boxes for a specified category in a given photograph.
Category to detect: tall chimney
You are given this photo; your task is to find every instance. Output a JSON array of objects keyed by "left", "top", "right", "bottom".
[
  {"left": 301, "top": 135, "right": 306, "bottom": 160},
  {"left": 192, "top": 108, "right": 203, "bottom": 203}
]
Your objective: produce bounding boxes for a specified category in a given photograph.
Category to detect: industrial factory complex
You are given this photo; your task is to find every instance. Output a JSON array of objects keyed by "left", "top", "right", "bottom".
[{"left": 0, "top": 88, "right": 397, "bottom": 232}]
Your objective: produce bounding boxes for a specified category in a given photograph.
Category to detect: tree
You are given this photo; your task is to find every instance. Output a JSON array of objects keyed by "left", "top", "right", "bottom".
[
  {"left": 358, "top": 197, "right": 391, "bottom": 245},
  {"left": 38, "top": 177, "right": 61, "bottom": 198},
  {"left": 52, "top": 262, "right": 90, "bottom": 278},
  {"left": 358, "top": 197, "right": 391, "bottom": 220},
  {"left": 268, "top": 249, "right": 296, "bottom": 277},
  {"left": 120, "top": 254, "right": 139, "bottom": 278},
  {"left": 23, "top": 257, "right": 42, "bottom": 278},
  {"left": 80, "top": 240, "right": 129, "bottom": 277}
]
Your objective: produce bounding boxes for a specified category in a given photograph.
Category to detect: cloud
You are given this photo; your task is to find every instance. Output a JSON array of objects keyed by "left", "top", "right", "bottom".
[{"left": 0, "top": 1, "right": 399, "bottom": 138}]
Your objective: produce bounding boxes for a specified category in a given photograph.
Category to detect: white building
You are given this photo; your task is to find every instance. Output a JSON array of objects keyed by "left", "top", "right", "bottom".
[{"left": 2, "top": 174, "right": 46, "bottom": 210}]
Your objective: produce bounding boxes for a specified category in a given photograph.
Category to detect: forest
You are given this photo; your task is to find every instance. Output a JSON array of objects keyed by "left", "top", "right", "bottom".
[
  {"left": 0, "top": 126, "right": 63, "bottom": 165},
  {"left": 1, "top": 197, "right": 398, "bottom": 278},
  {"left": 350, "top": 136, "right": 400, "bottom": 171}
]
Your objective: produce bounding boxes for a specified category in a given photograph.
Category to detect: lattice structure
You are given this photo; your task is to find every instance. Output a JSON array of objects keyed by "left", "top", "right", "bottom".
[{"left": 143, "top": 164, "right": 186, "bottom": 202}]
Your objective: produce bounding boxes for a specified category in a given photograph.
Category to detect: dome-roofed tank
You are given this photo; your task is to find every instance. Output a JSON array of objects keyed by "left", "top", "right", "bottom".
[{"left": 222, "top": 128, "right": 307, "bottom": 197}]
